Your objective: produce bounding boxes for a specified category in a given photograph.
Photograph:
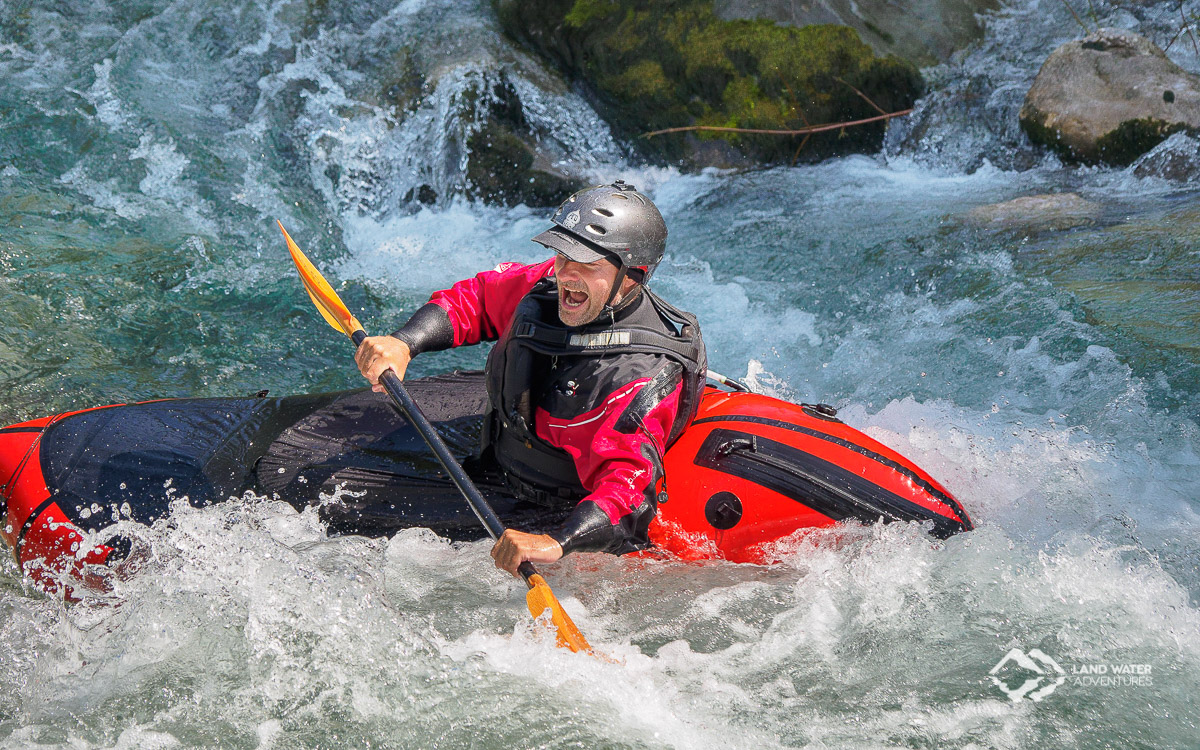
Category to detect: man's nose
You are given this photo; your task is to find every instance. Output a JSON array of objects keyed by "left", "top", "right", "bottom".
[{"left": 557, "top": 258, "right": 582, "bottom": 279}]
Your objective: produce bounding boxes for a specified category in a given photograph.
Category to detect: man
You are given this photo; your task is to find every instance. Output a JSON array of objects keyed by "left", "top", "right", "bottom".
[{"left": 355, "top": 181, "right": 706, "bottom": 577}]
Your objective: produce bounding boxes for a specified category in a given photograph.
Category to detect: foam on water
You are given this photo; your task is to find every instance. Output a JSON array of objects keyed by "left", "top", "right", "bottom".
[
  {"left": 337, "top": 200, "right": 548, "bottom": 297},
  {"left": 2, "top": 418, "right": 1198, "bottom": 748}
]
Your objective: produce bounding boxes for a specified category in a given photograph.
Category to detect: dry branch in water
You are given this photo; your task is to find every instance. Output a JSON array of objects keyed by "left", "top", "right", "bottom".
[{"left": 641, "top": 109, "right": 914, "bottom": 139}]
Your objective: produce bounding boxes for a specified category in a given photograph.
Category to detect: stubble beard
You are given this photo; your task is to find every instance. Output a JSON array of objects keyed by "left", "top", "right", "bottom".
[{"left": 558, "top": 282, "right": 606, "bottom": 327}]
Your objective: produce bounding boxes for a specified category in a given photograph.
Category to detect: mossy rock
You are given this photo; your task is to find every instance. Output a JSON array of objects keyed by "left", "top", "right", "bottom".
[
  {"left": 494, "top": 0, "right": 923, "bottom": 165},
  {"left": 1020, "top": 30, "right": 1200, "bottom": 165},
  {"left": 1023, "top": 114, "right": 1197, "bottom": 167},
  {"left": 390, "top": 73, "right": 585, "bottom": 208},
  {"left": 465, "top": 122, "right": 583, "bottom": 207},
  {"left": 460, "top": 78, "right": 586, "bottom": 207},
  {"left": 1096, "top": 118, "right": 1192, "bottom": 167}
]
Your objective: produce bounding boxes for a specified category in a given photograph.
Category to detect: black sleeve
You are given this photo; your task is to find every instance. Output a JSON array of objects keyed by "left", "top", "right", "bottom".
[
  {"left": 390, "top": 303, "right": 455, "bottom": 356},
  {"left": 550, "top": 501, "right": 620, "bottom": 555},
  {"left": 550, "top": 494, "right": 658, "bottom": 556}
]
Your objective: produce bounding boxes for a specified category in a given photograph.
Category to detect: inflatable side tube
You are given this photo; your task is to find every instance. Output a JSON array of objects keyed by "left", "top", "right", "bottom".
[
  {"left": 658, "top": 390, "right": 971, "bottom": 562},
  {"left": 2, "top": 410, "right": 119, "bottom": 597}
]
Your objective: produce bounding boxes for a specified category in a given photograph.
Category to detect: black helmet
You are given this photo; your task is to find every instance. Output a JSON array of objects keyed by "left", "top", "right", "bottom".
[{"left": 531, "top": 180, "right": 667, "bottom": 280}]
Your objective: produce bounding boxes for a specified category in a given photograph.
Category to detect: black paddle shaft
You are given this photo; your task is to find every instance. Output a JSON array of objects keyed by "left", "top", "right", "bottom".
[{"left": 350, "top": 330, "right": 538, "bottom": 581}]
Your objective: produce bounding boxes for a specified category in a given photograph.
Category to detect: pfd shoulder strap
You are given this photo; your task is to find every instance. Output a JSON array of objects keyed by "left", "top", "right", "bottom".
[{"left": 511, "top": 286, "right": 704, "bottom": 366}]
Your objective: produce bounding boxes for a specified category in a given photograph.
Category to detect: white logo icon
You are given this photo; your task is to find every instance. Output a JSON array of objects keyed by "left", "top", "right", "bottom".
[
  {"left": 989, "top": 648, "right": 1066, "bottom": 702},
  {"left": 563, "top": 210, "right": 580, "bottom": 229}
]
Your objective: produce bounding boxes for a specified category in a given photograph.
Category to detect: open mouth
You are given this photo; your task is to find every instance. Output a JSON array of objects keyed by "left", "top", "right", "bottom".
[{"left": 561, "top": 288, "right": 588, "bottom": 309}]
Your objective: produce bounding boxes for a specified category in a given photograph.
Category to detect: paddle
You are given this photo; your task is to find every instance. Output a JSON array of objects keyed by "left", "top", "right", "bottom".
[{"left": 279, "top": 221, "right": 592, "bottom": 653}]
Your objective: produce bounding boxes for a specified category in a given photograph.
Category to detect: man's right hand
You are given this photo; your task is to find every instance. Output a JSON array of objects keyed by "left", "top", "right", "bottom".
[{"left": 354, "top": 336, "right": 412, "bottom": 391}]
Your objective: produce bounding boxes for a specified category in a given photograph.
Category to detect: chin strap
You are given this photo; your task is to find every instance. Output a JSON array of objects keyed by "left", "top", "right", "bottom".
[{"left": 601, "top": 266, "right": 630, "bottom": 323}]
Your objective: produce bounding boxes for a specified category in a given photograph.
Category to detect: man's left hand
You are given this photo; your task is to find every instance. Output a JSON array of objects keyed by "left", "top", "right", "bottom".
[{"left": 490, "top": 529, "right": 563, "bottom": 577}]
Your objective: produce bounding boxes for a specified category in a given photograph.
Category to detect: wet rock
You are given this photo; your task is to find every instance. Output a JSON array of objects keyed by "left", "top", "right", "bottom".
[
  {"left": 714, "top": 0, "right": 1000, "bottom": 67},
  {"left": 465, "top": 122, "right": 582, "bottom": 207},
  {"left": 885, "top": 73, "right": 1041, "bottom": 173},
  {"left": 493, "top": 0, "right": 923, "bottom": 167},
  {"left": 389, "top": 73, "right": 587, "bottom": 208},
  {"left": 678, "top": 135, "right": 758, "bottom": 170},
  {"left": 963, "top": 193, "right": 1102, "bottom": 232},
  {"left": 402, "top": 185, "right": 439, "bottom": 205},
  {"left": 1130, "top": 131, "right": 1200, "bottom": 182},
  {"left": 1020, "top": 29, "right": 1200, "bottom": 165}
]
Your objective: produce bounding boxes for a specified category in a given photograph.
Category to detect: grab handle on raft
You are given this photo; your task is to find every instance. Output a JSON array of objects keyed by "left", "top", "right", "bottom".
[
  {"left": 279, "top": 221, "right": 592, "bottom": 654},
  {"left": 707, "top": 369, "right": 750, "bottom": 392}
]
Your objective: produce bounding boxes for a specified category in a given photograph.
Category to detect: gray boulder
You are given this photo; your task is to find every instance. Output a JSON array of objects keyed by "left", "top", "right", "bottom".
[
  {"left": 1131, "top": 132, "right": 1200, "bottom": 182},
  {"left": 962, "top": 193, "right": 1102, "bottom": 232},
  {"left": 1020, "top": 29, "right": 1200, "bottom": 165},
  {"left": 714, "top": 0, "right": 1000, "bottom": 66}
]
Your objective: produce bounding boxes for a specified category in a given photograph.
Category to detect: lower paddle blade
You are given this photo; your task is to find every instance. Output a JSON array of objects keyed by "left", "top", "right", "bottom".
[
  {"left": 278, "top": 221, "right": 363, "bottom": 339},
  {"left": 525, "top": 574, "right": 592, "bottom": 653}
]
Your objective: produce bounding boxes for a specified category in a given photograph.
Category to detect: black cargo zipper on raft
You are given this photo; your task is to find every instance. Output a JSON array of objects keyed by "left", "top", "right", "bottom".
[
  {"left": 694, "top": 428, "right": 969, "bottom": 538},
  {"left": 692, "top": 414, "right": 971, "bottom": 529},
  {"left": 714, "top": 434, "right": 755, "bottom": 456},
  {"left": 704, "top": 431, "right": 899, "bottom": 522}
]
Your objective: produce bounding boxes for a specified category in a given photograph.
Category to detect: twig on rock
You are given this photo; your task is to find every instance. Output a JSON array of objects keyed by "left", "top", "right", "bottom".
[
  {"left": 834, "top": 76, "right": 888, "bottom": 116},
  {"left": 641, "top": 109, "right": 914, "bottom": 139},
  {"left": 1181, "top": 1, "right": 1200, "bottom": 58},
  {"left": 1059, "top": 0, "right": 1090, "bottom": 33},
  {"left": 790, "top": 134, "right": 813, "bottom": 166}
]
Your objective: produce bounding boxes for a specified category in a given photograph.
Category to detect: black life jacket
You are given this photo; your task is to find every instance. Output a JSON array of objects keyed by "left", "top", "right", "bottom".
[{"left": 481, "top": 278, "right": 706, "bottom": 504}]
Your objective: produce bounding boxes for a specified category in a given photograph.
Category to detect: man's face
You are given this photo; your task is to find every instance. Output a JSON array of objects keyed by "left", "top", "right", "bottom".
[{"left": 553, "top": 253, "right": 631, "bottom": 327}]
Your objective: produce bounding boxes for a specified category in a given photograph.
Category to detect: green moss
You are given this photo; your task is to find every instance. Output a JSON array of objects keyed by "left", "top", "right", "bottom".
[
  {"left": 1018, "top": 109, "right": 1075, "bottom": 161},
  {"left": 1096, "top": 118, "right": 1191, "bottom": 166},
  {"left": 564, "top": 0, "right": 620, "bottom": 28},
  {"left": 610, "top": 59, "right": 673, "bottom": 100},
  {"left": 493, "top": 0, "right": 923, "bottom": 164},
  {"left": 466, "top": 123, "right": 582, "bottom": 207}
]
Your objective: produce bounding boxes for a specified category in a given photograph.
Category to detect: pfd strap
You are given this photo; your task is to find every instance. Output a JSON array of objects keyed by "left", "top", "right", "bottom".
[{"left": 513, "top": 320, "right": 702, "bottom": 363}]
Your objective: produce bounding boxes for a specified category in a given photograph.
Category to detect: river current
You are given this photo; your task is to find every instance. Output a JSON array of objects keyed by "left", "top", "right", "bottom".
[{"left": 1, "top": 0, "right": 1198, "bottom": 747}]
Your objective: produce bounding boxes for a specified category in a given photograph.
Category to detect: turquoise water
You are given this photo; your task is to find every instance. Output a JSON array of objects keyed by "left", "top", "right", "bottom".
[{"left": 2, "top": 0, "right": 1200, "bottom": 747}]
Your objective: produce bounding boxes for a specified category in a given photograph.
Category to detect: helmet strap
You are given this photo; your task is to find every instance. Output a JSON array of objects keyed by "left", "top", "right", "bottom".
[{"left": 602, "top": 265, "right": 631, "bottom": 321}]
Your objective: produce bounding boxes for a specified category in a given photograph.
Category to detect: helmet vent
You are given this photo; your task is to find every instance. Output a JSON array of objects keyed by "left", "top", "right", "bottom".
[
  {"left": 584, "top": 224, "right": 608, "bottom": 236},
  {"left": 592, "top": 208, "right": 614, "bottom": 217},
  {"left": 612, "top": 193, "right": 629, "bottom": 200}
]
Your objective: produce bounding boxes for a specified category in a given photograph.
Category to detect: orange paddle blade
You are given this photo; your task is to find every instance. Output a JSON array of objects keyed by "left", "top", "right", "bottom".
[
  {"left": 525, "top": 573, "right": 593, "bottom": 653},
  {"left": 278, "top": 221, "right": 363, "bottom": 339}
]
